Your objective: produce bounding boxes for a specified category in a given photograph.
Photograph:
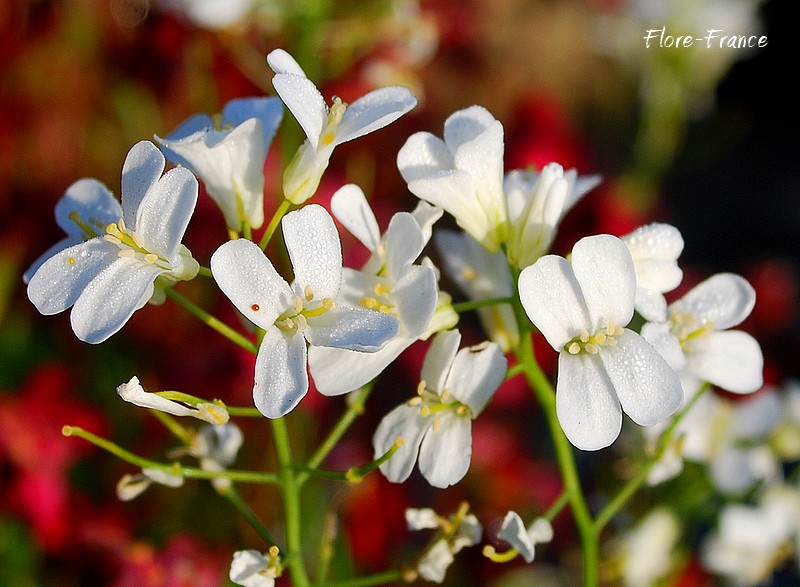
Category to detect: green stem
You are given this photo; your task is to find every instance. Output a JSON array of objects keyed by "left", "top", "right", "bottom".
[
  {"left": 225, "top": 405, "right": 265, "bottom": 417},
  {"left": 222, "top": 485, "right": 281, "bottom": 548},
  {"left": 259, "top": 199, "right": 293, "bottom": 250},
  {"left": 298, "top": 384, "right": 374, "bottom": 487},
  {"left": 592, "top": 384, "right": 709, "bottom": 534},
  {"left": 198, "top": 266, "right": 213, "bottom": 278},
  {"left": 164, "top": 288, "right": 258, "bottom": 354},
  {"left": 271, "top": 417, "right": 310, "bottom": 587},
  {"left": 318, "top": 570, "right": 403, "bottom": 587},
  {"left": 543, "top": 489, "right": 572, "bottom": 521},
  {"left": 451, "top": 296, "right": 513, "bottom": 314}
]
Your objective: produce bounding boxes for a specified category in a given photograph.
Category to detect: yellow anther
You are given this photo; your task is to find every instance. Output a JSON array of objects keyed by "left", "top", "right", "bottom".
[
  {"left": 304, "top": 285, "right": 314, "bottom": 301},
  {"left": 212, "top": 112, "right": 224, "bottom": 130},
  {"left": 461, "top": 266, "right": 477, "bottom": 281},
  {"left": 407, "top": 397, "right": 422, "bottom": 407},
  {"left": 374, "top": 283, "right": 391, "bottom": 297},
  {"left": 432, "top": 416, "right": 441, "bottom": 432},
  {"left": 606, "top": 337, "right": 618, "bottom": 347},
  {"left": 585, "top": 343, "right": 599, "bottom": 355},
  {"left": 67, "top": 256, "right": 76, "bottom": 265},
  {"left": 104, "top": 234, "right": 121, "bottom": 245},
  {"left": 594, "top": 332, "right": 607, "bottom": 345},
  {"left": 580, "top": 330, "right": 590, "bottom": 343},
  {"left": 568, "top": 342, "right": 581, "bottom": 355},
  {"left": 268, "top": 545, "right": 280, "bottom": 557},
  {"left": 420, "top": 405, "right": 431, "bottom": 417},
  {"left": 293, "top": 296, "right": 303, "bottom": 313},
  {"left": 417, "top": 380, "right": 426, "bottom": 395},
  {"left": 395, "top": 437, "right": 405, "bottom": 447},
  {"left": 321, "top": 132, "right": 335, "bottom": 146},
  {"left": 456, "top": 405, "right": 469, "bottom": 416},
  {"left": 117, "top": 217, "right": 127, "bottom": 232},
  {"left": 118, "top": 249, "right": 136, "bottom": 258},
  {"left": 321, "top": 298, "right": 334, "bottom": 311},
  {"left": 440, "top": 388, "right": 451, "bottom": 402},
  {"left": 144, "top": 253, "right": 158, "bottom": 264},
  {"left": 361, "top": 297, "right": 378, "bottom": 309},
  {"left": 295, "top": 314, "right": 308, "bottom": 331}
]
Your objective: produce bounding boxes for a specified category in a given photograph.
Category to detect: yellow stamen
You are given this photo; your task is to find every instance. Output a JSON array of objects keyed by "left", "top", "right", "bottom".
[
  {"left": 461, "top": 267, "right": 477, "bottom": 281},
  {"left": 304, "top": 285, "right": 314, "bottom": 301}
]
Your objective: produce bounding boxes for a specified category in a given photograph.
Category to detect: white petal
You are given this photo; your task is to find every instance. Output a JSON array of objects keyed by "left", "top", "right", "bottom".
[
  {"left": 421, "top": 330, "right": 461, "bottom": 393},
  {"left": 253, "top": 327, "right": 308, "bottom": 418},
  {"left": 222, "top": 96, "right": 284, "bottom": 147},
  {"left": 55, "top": 178, "right": 121, "bottom": 237},
  {"left": 418, "top": 412, "right": 472, "bottom": 488},
  {"left": 685, "top": 330, "right": 763, "bottom": 393},
  {"left": 23, "top": 237, "right": 82, "bottom": 285},
  {"left": 210, "top": 239, "right": 293, "bottom": 330},
  {"left": 71, "top": 257, "right": 164, "bottom": 343},
  {"left": 556, "top": 353, "right": 622, "bottom": 451},
  {"left": 305, "top": 306, "right": 398, "bottom": 351},
  {"left": 497, "top": 512, "right": 536, "bottom": 563},
  {"left": 230, "top": 550, "right": 274, "bottom": 587},
  {"left": 330, "top": 184, "right": 381, "bottom": 252},
  {"left": 27, "top": 239, "right": 117, "bottom": 315},
  {"left": 623, "top": 223, "right": 684, "bottom": 266},
  {"left": 374, "top": 403, "right": 430, "bottom": 483},
  {"left": 600, "top": 331, "right": 682, "bottom": 426},
  {"left": 160, "top": 113, "right": 214, "bottom": 143},
  {"left": 446, "top": 342, "right": 507, "bottom": 415},
  {"left": 528, "top": 518, "right": 554, "bottom": 543},
  {"left": 271, "top": 73, "right": 326, "bottom": 150},
  {"left": 571, "top": 235, "right": 635, "bottom": 331},
  {"left": 634, "top": 284, "right": 669, "bottom": 322},
  {"left": 640, "top": 321, "right": 687, "bottom": 372},
  {"left": 117, "top": 376, "right": 194, "bottom": 417},
  {"left": 397, "top": 132, "right": 455, "bottom": 183},
  {"left": 518, "top": 255, "right": 590, "bottom": 350},
  {"left": 121, "top": 141, "right": 166, "bottom": 228},
  {"left": 335, "top": 86, "right": 417, "bottom": 145},
  {"left": 282, "top": 205, "right": 342, "bottom": 299},
  {"left": 116, "top": 473, "right": 151, "bottom": 501},
  {"left": 135, "top": 166, "right": 198, "bottom": 261},
  {"left": 670, "top": 273, "right": 756, "bottom": 330},
  {"left": 384, "top": 213, "right": 425, "bottom": 279},
  {"left": 416, "top": 540, "right": 453, "bottom": 583},
  {"left": 405, "top": 508, "right": 440, "bottom": 530},
  {"left": 266, "top": 48, "right": 307, "bottom": 76},
  {"left": 410, "top": 201, "right": 443, "bottom": 244},
  {"left": 392, "top": 265, "right": 437, "bottom": 337},
  {"left": 308, "top": 337, "right": 412, "bottom": 396}
]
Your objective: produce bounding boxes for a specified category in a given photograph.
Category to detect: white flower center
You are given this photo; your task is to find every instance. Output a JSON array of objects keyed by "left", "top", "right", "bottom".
[
  {"left": 563, "top": 321, "right": 624, "bottom": 355},
  {"left": 406, "top": 379, "right": 471, "bottom": 432},
  {"left": 103, "top": 217, "right": 171, "bottom": 268},
  {"left": 275, "top": 285, "right": 335, "bottom": 332},
  {"left": 319, "top": 97, "right": 347, "bottom": 147},
  {"left": 669, "top": 311, "right": 714, "bottom": 352},
  {"left": 360, "top": 281, "right": 395, "bottom": 315}
]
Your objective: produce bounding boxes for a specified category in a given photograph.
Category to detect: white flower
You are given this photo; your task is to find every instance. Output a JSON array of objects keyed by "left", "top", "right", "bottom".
[
  {"left": 518, "top": 234, "right": 682, "bottom": 450},
  {"left": 159, "top": 0, "right": 254, "bottom": 30},
  {"left": 116, "top": 376, "right": 229, "bottom": 424},
  {"left": 373, "top": 330, "right": 506, "bottom": 488},
  {"left": 229, "top": 547, "right": 281, "bottom": 587},
  {"left": 116, "top": 467, "right": 184, "bottom": 501},
  {"left": 642, "top": 272, "right": 763, "bottom": 395},
  {"left": 621, "top": 222, "right": 684, "bottom": 322},
  {"left": 435, "top": 229, "right": 518, "bottom": 351},
  {"left": 27, "top": 141, "right": 199, "bottom": 344},
  {"left": 210, "top": 204, "right": 399, "bottom": 418},
  {"left": 610, "top": 507, "right": 681, "bottom": 587},
  {"left": 267, "top": 49, "right": 417, "bottom": 204},
  {"left": 156, "top": 97, "right": 283, "bottom": 231},
  {"left": 398, "top": 105, "right": 508, "bottom": 252},
  {"left": 190, "top": 422, "right": 244, "bottom": 492},
  {"left": 496, "top": 512, "right": 553, "bottom": 563},
  {"left": 701, "top": 483, "right": 800, "bottom": 586},
  {"left": 505, "top": 164, "right": 601, "bottom": 269},
  {"left": 308, "top": 184, "right": 440, "bottom": 395},
  {"left": 405, "top": 503, "right": 482, "bottom": 584}
]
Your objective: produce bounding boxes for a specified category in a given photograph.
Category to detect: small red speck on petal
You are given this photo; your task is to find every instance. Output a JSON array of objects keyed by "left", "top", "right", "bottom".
[{"left": 251, "top": 304, "right": 260, "bottom": 311}]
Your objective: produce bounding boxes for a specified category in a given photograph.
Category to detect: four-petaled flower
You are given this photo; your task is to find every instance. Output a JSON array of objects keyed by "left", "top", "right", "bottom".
[
  {"left": 27, "top": 141, "right": 200, "bottom": 344},
  {"left": 519, "top": 234, "right": 683, "bottom": 450},
  {"left": 229, "top": 547, "right": 282, "bottom": 587},
  {"left": 211, "top": 204, "right": 399, "bottom": 418},
  {"left": 157, "top": 97, "right": 283, "bottom": 231},
  {"left": 267, "top": 49, "right": 417, "bottom": 204},
  {"left": 373, "top": 329, "right": 506, "bottom": 488},
  {"left": 496, "top": 512, "right": 554, "bottom": 563}
]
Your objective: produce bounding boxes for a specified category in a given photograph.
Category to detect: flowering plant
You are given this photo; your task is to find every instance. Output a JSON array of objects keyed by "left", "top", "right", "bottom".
[{"left": 23, "top": 40, "right": 792, "bottom": 587}]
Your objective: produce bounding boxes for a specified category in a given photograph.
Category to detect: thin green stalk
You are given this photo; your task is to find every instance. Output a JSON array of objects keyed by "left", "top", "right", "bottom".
[
  {"left": 198, "top": 266, "right": 213, "bottom": 278},
  {"left": 271, "top": 417, "right": 311, "bottom": 587},
  {"left": 259, "top": 199, "right": 293, "bottom": 250},
  {"left": 298, "top": 384, "right": 374, "bottom": 487},
  {"left": 225, "top": 405, "right": 265, "bottom": 417},
  {"left": 592, "top": 384, "right": 709, "bottom": 534},
  {"left": 222, "top": 485, "right": 281, "bottom": 548},
  {"left": 294, "top": 439, "right": 401, "bottom": 483},
  {"left": 318, "top": 570, "right": 403, "bottom": 587},
  {"left": 451, "top": 296, "right": 513, "bottom": 314},
  {"left": 164, "top": 288, "right": 258, "bottom": 354}
]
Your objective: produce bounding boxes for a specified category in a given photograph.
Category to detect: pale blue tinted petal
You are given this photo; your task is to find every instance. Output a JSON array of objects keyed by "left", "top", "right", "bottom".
[
  {"left": 384, "top": 213, "right": 424, "bottom": 278},
  {"left": 330, "top": 184, "right": 381, "bottom": 252},
  {"left": 71, "top": 256, "right": 164, "bottom": 343},
  {"left": 397, "top": 132, "right": 455, "bottom": 183},
  {"left": 282, "top": 205, "right": 342, "bottom": 299},
  {"left": 497, "top": 512, "right": 535, "bottom": 563},
  {"left": 670, "top": 273, "right": 756, "bottom": 330},
  {"left": 518, "top": 255, "right": 590, "bottom": 350},
  {"left": 374, "top": 403, "right": 429, "bottom": 483},
  {"left": 135, "top": 166, "right": 197, "bottom": 260},
  {"left": 121, "top": 141, "right": 166, "bottom": 228},
  {"left": 271, "top": 74, "right": 326, "bottom": 149},
  {"left": 23, "top": 237, "right": 81, "bottom": 285},
  {"left": 27, "top": 239, "right": 117, "bottom": 314},
  {"left": 640, "top": 321, "right": 687, "bottom": 372},
  {"left": 418, "top": 412, "right": 471, "bottom": 488},
  {"left": 222, "top": 96, "right": 284, "bottom": 147},
  {"left": 393, "top": 265, "right": 437, "bottom": 337},
  {"left": 308, "top": 337, "right": 412, "bottom": 396},
  {"left": 305, "top": 306, "right": 398, "bottom": 351},
  {"left": 335, "top": 86, "right": 417, "bottom": 145},
  {"left": 446, "top": 342, "right": 507, "bottom": 414},
  {"left": 686, "top": 330, "right": 763, "bottom": 393},
  {"left": 266, "top": 48, "right": 307, "bottom": 76},
  {"left": 421, "top": 330, "right": 461, "bottom": 393},
  {"left": 210, "top": 239, "right": 293, "bottom": 330},
  {"left": 157, "top": 114, "right": 214, "bottom": 168},
  {"left": 55, "top": 178, "right": 121, "bottom": 237},
  {"left": 253, "top": 327, "right": 308, "bottom": 418},
  {"left": 556, "top": 353, "right": 622, "bottom": 450},
  {"left": 600, "top": 330, "right": 682, "bottom": 426},
  {"left": 571, "top": 235, "right": 635, "bottom": 331}
]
